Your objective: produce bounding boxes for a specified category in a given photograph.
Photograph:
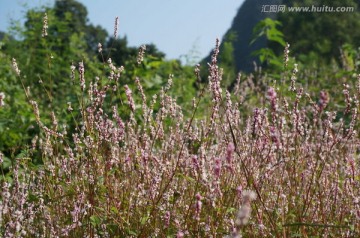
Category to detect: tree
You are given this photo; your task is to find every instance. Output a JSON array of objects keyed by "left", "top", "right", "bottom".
[
  {"left": 144, "top": 43, "right": 166, "bottom": 59},
  {"left": 0, "top": 0, "right": 108, "bottom": 157},
  {"left": 274, "top": 0, "right": 360, "bottom": 65},
  {"left": 102, "top": 36, "right": 137, "bottom": 66},
  {"left": 53, "top": 0, "right": 108, "bottom": 57}
]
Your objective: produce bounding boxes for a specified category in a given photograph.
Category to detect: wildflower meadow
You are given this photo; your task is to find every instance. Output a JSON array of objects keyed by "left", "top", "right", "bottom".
[{"left": 0, "top": 4, "right": 360, "bottom": 238}]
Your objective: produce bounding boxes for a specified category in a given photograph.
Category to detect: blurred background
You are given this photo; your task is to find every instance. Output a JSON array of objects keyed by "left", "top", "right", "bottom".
[
  {"left": 0, "top": 0, "right": 243, "bottom": 63},
  {"left": 0, "top": 0, "right": 359, "bottom": 158}
]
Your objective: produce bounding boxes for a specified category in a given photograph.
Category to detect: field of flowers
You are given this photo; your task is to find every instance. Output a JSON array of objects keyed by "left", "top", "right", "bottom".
[{"left": 0, "top": 14, "right": 360, "bottom": 238}]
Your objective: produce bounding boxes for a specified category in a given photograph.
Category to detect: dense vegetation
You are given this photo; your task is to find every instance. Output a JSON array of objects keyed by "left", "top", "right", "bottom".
[
  {"left": 216, "top": 0, "right": 360, "bottom": 73},
  {"left": 0, "top": 0, "right": 359, "bottom": 237}
]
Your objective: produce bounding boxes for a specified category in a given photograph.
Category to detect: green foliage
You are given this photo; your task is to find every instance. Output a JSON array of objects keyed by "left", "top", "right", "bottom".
[
  {"left": 102, "top": 36, "right": 137, "bottom": 66},
  {"left": 53, "top": 0, "right": 107, "bottom": 56},
  {"left": 0, "top": 40, "right": 35, "bottom": 156},
  {"left": 251, "top": 18, "right": 286, "bottom": 47},
  {"left": 276, "top": 0, "right": 360, "bottom": 65},
  {"left": 219, "top": 31, "right": 237, "bottom": 88},
  {"left": 251, "top": 18, "right": 286, "bottom": 71},
  {"left": 132, "top": 56, "right": 197, "bottom": 115},
  {"left": 0, "top": 0, "right": 199, "bottom": 159}
]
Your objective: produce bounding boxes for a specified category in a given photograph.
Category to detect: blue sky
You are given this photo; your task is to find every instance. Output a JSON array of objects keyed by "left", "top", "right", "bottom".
[{"left": 0, "top": 0, "right": 244, "bottom": 61}]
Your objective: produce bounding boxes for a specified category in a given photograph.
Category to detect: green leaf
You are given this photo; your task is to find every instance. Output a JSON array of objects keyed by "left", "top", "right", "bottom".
[
  {"left": 127, "top": 230, "right": 137, "bottom": 235},
  {"left": 110, "top": 206, "right": 119, "bottom": 214},
  {"left": 90, "top": 215, "right": 102, "bottom": 226},
  {"left": 226, "top": 207, "right": 236, "bottom": 214},
  {"left": 251, "top": 17, "right": 285, "bottom": 47},
  {"left": 176, "top": 172, "right": 195, "bottom": 183},
  {"left": 1, "top": 156, "right": 12, "bottom": 170},
  {"left": 267, "top": 35, "right": 286, "bottom": 47},
  {"left": 140, "top": 215, "right": 149, "bottom": 225}
]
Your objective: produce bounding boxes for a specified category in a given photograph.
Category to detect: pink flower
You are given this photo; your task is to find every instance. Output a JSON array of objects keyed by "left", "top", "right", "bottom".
[
  {"left": 214, "top": 157, "right": 222, "bottom": 178},
  {"left": 318, "top": 90, "right": 329, "bottom": 111},
  {"left": 226, "top": 142, "right": 235, "bottom": 163},
  {"left": 266, "top": 87, "right": 277, "bottom": 111},
  {"left": 163, "top": 211, "right": 170, "bottom": 228},
  {"left": 266, "top": 87, "right": 277, "bottom": 100},
  {"left": 78, "top": 61, "right": 85, "bottom": 91},
  {"left": 42, "top": 12, "right": 48, "bottom": 37},
  {"left": 114, "top": 16, "right": 119, "bottom": 38},
  {"left": 176, "top": 231, "right": 184, "bottom": 238},
  {"left": 0, "top": 92, "right": 5, "bottom": 107}
]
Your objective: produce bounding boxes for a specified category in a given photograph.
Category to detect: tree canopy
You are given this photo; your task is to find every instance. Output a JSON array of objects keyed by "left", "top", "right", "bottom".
[{"left": 274, "top": 0, "right": 360, "bottom": 65}]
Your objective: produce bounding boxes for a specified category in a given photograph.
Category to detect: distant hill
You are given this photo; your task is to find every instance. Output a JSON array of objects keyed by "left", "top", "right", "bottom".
[
  {"left": 205, "top": 0, "right": 360, "bottom": 73},
  {"left": 203, "top": 0, "right": 282, "bottom": 73}
]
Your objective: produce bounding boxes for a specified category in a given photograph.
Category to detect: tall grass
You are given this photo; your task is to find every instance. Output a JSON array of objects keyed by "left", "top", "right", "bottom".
[{"left": 1, "top": 16, "right": 360, "bottom": 238}]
